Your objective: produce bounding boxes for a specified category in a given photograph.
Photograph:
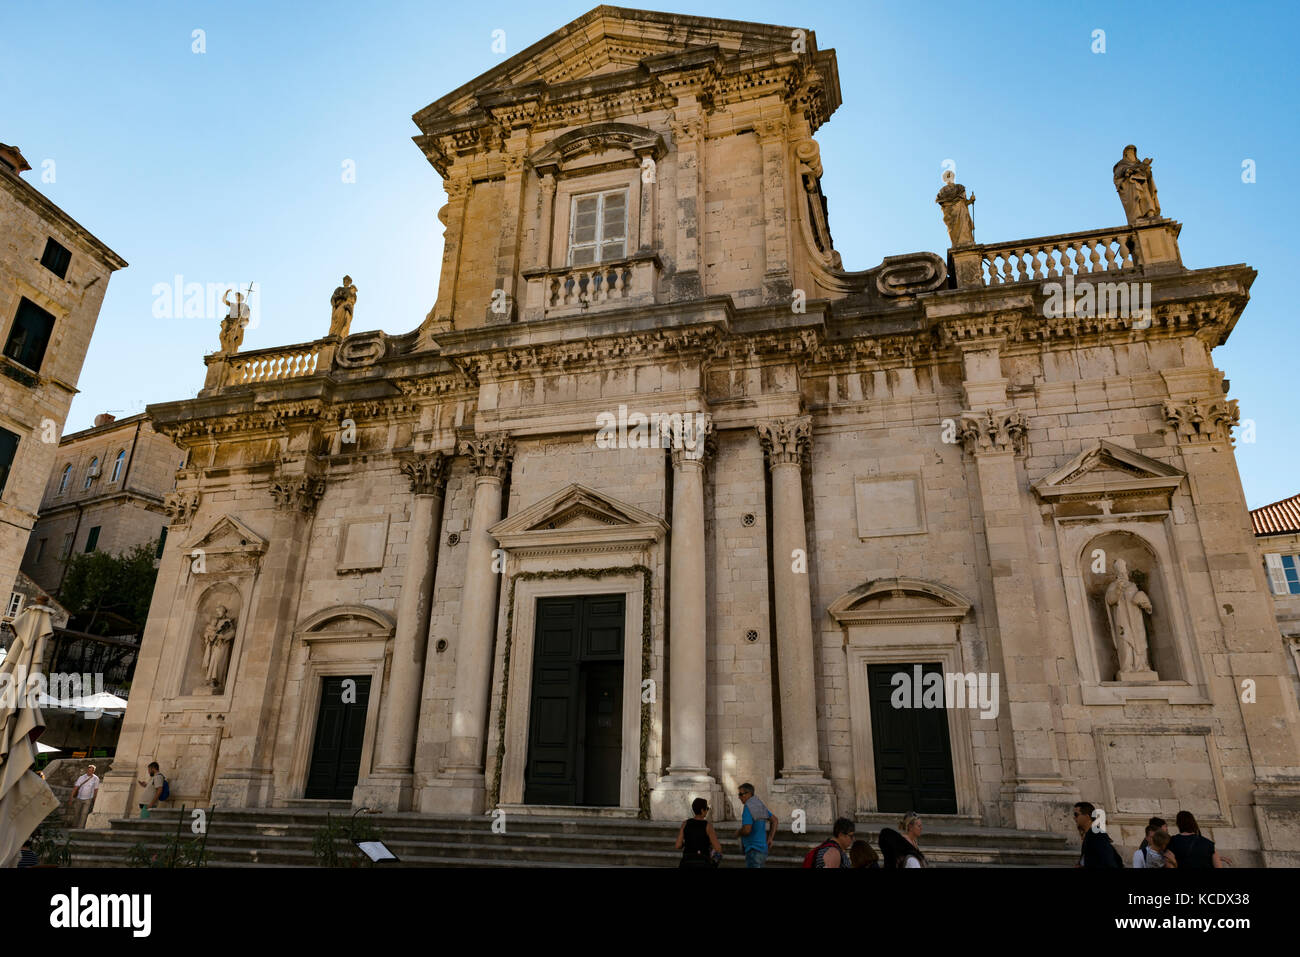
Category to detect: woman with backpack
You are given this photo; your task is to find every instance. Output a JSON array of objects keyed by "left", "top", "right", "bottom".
[{"left": 675, "top": 797, "right": 723, "bottom": 868}]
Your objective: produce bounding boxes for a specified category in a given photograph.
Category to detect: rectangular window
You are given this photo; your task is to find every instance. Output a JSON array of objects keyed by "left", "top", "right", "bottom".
[
  {"left": 5, "top": 593, "right": 21, "bottom": 618},
  {"left": 40, "top": 238, "right": 72, "bottom": 279},
  {"left": 156, "top": 526, "right": 168, "bottom": 559},
  {"left": 1283, "top": 555, "right": 1300, "bottom": 594},
  {"left": 0, "top": 427, "right": 17, "bottom": 499},
  {"left": 35, "top": 538, "right": 47, "bottom": 562},
  {"left": 3, "top": 297, "right": 56, "bottom": 372},
  {"left": 85, "top": 526, "right": 101, "bottom": 552},
  {"left": 567, "top": 189, "right": 627, "bottom": 266},
  {"left": 60, "top": 532, "right": 73, "bottom": 558}
]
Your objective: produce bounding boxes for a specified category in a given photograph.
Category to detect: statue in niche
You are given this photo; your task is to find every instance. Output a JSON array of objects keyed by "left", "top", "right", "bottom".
[
  {"left": 936, "top": 170, "right": 976, "bottom": 247},
  {"left": 1113, "top": 145, "right": 1161, "bottom": 224},
  {"left": 218, "top": 288, "right": 250, "bottom": 354},
  {"left": 199, "top": 604, "right": 237, "bottom": 693},
  {"left": 329, "top": 275, "right": 357, "bottom": 338},
  {"left": 1104, "top": 559, "right": 1158, "bottom": 681}
]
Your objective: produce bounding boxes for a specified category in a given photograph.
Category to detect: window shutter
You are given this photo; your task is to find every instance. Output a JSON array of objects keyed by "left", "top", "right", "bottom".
[{"left": 1266, "top": 553, "right": 1289, "bottom": 594}]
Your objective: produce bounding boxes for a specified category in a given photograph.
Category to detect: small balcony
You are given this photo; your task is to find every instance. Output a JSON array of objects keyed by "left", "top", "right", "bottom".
[{"left": 520, "top": 252, "right": 661, "bottom": 321}]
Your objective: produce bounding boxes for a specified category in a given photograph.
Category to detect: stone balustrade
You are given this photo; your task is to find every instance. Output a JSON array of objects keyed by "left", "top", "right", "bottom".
[
  {"left": 974, "top": 227, "right": 1139, "bottom": 286},
  {"left": 521, "top": 252, "right": 661, "bottom": 321},
  {"left": 226, "top": 342, "right": 322, "bottom": 383}
]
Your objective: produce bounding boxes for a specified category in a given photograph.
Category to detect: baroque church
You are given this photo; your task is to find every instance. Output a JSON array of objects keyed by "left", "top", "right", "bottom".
[{"left": 91, "top": 7, "right": 1300, "bottom": 864}]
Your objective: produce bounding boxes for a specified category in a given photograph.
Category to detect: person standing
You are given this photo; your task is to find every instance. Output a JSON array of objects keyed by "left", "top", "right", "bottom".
[
  {"left": 137, "top": 762, "right": 167, "bottom": 816},
  {"left": 1133, "top": 818, "right": 1168, "bottom": 869},
  {"left": 1073, "top": 802, "right": 1123, "bottom": 867},
  {"left": 803, "top": 818, "right": 855, "bottom": 868},
  {"left": 896, "top": 812, "right": 927, "bottom": 867},
  {"left": 1166, "top": 811, "right": 1227, "bottom": 868},
  {"left": 68, "top": 764, "right": 100, "bottom": 829},
  {"left": 675, "top": 797, "right": 723, "bottom": 868},
  {"left": 736, "top": 782, "right": 777, "bottom": 868}
]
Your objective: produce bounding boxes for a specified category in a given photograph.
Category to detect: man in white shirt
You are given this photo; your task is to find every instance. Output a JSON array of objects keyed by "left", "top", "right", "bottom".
[{"left": 68, "top": 764, "right": 101, "bottom": 828}]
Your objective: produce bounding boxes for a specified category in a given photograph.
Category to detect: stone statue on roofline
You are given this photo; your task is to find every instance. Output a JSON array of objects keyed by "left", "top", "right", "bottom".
[
  {"left": 329, "top": 275, "right": 357, "bottom": 338},
  {"left": 218, "top": 288, "right": 250, "bottom": 354},
  {"left": 1113, "top": 145, "right": 1161, "bottom": 224},
  {"left": 936, "top": 169, "right": 976, "bottom": 247}
]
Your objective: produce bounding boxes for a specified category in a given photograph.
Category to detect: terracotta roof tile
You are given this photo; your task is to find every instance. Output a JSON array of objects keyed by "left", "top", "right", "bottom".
[{"left": 1251, "top": 493, "right": 1300, "bottom": 536}]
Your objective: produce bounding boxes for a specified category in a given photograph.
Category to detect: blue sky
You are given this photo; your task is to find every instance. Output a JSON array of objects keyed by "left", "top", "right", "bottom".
[{"left": 4, "top": 0, "right": 1296, "bottom": 506}]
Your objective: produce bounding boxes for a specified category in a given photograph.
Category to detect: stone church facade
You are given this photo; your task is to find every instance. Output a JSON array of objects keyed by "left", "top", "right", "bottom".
[{"left": 92, "top": 8, "right": 1300, "bottom": 864}]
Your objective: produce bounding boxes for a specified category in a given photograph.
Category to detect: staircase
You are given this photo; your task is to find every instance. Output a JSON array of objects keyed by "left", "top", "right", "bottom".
[{"left": 67, "top": 807, "right": 1081, "bottom": 867}]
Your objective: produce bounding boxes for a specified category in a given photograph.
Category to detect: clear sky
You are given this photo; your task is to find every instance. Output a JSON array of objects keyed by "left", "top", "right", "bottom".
[{"left": 4, "top": 0, "right": 1296, "bottom": 506}]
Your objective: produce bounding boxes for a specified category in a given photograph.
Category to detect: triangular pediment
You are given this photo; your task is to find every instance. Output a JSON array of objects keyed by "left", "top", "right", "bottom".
[
  {"left": 415, "top": 7, "right": 809, "bottom": 126},
  {"left": 184, "top": 514, "right": 268, "bottom": 554},
  {"left": 493, "top": 484, "right": 663, "bottom": 537},
  {"left": 1034, "top": 441, "right": 1184, "bottom": 502}
]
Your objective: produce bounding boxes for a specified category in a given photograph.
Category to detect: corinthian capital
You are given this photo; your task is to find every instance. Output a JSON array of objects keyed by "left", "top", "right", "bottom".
[
  {"left": 163, "top": 490, "right": 200, "bottom": 526},
  {"left": 958, "top": 409, "right": 1028, "bottom": 455},
  {"left": 269, "top": 473, "right": 326, "bottom": 513},
  {"left": 401, "top": 452, "right": 448, "bottom": 495},
  {"left": 757, "top": 416, "right": 812, "bottom": 468},
  {"left": 460, "top": 434, "right": 515, "bottom": 480},
  {"left": 1162, "top": 396, "right": 1239, "bottom": 445},
  {"left": 666, "top": 413, "right": 716, "bottom": 469}
]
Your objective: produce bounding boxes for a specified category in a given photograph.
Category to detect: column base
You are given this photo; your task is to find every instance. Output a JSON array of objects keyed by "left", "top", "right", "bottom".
[
  {"left": 769, "top": 775, "right": 837, "bottom": 828},
  {"left": 352, "top": 771, "right": 415, "bottom": 812},
  {"left": 86, "top": 772, "right": 135, "bottom": 829},
  {"left": 210, "top": 769, "right": 275, "bottom": 810},
  {"left": 649, "top": 772, "right": 722, "bottom": 822},
  {"left": 423, "top": 770, "right": 488, "bottom": 815},
  {"left": 999, "top": 779, "right": 1076, "bottom": 832}
]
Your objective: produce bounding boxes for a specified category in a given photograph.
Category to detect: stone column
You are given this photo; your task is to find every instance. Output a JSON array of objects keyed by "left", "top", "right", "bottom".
[
  {"left": 958, "top": 341, "right": 1070, "bottom": 831},
  {"left": 757, "top": 416, "right": 835, "bottom": 823},
  {"left": 210, "top": 471, "right": 324, "bottom": 809},
  {"left": 489, "top": 144, "right": 528, "bottom": 324},
  {"left": 650, "top": 420, "right": 722, "bottom": 819},
  {"left": 634, "top": 147, "right": 657, "bottom": 253},
  {"left": 667, "top": 105, "right": 705, "bottom": 298},
  {"left": 757, "top": 110, "right": 792, "bottom": 302},
  {"left": 535, "top": 169, "right": 557, "bottom": 270},
  {"left": 434, "top": 434, "right": 513, "bottom": 813},
  {"left": 354, "top": 452, "right": 447, "bottom": 811}
]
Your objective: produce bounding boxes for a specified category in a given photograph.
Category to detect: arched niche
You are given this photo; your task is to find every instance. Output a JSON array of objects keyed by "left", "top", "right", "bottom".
[
  {"left": 184, "top": 582, "right": 243, "bottom": 696},
  {"left": 1081, "top": 531, "right": 1181, "bottom": 682}
]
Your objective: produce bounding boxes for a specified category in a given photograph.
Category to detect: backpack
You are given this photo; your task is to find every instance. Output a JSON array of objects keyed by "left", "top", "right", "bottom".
[
  {"left": 159, "top": 775, "right": 170, "bottom": 802},
  {"left": 802, "top": 839, "right": 840, "bottom": 868}
]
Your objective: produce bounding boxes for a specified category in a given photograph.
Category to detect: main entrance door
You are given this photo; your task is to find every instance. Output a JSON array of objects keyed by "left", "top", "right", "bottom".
[
  {"left": 524, "top": 594, "right": 625, "bottom": 806},
  {"left": 868, "top": 663, "right": 958, "bottom": 814},
  {"left": 304, "top": 675, "right": 371, "bottom": 800}
]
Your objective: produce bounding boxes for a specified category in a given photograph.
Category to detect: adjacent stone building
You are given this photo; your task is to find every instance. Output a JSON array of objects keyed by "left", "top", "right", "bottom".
[
  {"left": 0, "top": 143, "right": 128, "bottom": 610},
  {"left": 1249, "top": 493, "right": 1300, "bottom": 704},
  {"left": 91, "top": 8, "right": 1300, "bottom": 864},
  {"left": 20, "top": 411, "right": 183, "bottom": 597}
]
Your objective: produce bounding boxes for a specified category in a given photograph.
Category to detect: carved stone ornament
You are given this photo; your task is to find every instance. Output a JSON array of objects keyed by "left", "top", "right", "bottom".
[
  {"left": 401, "top": 452, "right": 448, "bottom": 495},
  {"left": 163, "top": 490, "right": 200, "bottom": 526},
  {"left": 1162, "top": 396, "right": 1239, "bottom": 445},
  {"left": 460, "top": 434, "right": 515, "bottom": 480},
  {"left": 329, "top": 275, "right": 358, "bottom": 339},
  {"left": 336, "top": 330, "right": 387, "bottom": 368},
  {"left": 1104, "top": 559, "right": 1158, "bottom": 681},
  {"left": 756, "top": 416, "right": 813, "bottom": 468},
  {"left": 269, "top": 474, "right": 326, "bottom": 512},
  {"left": 959, "top": 409, "right": 1028, "bottom": 455},
  {"left": 1113, "top": 145, "right": 1161, "bottom": 225},
  {"left": 936, "top": 170, "right": 976, "bottom": 248},
  {"left": 200, "top": 604, "right": 237, "bottom": 692}
]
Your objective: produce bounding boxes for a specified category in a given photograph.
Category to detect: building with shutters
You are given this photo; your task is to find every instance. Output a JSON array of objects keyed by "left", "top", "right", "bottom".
[
  {"left": 0, "top": 143, "right": 128, "bottom": 619},
  {"left": 90, "top": 8, "right": 1300, "bottom": 864}
]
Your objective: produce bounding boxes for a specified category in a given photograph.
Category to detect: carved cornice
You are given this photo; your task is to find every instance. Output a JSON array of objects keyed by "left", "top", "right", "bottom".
[
  {"left": 400, "top": 452, "right": 449, "bottom": 495},
  {"left": 155, "top": 399, "right": 325, "bottom": 442},
  {"left": 163, "top": 490, "right": 200, "bottom": 526},
  {"left": 1162, "top": 395, "right": 1240, "bottom": 445},
  {"left": 460, "top": 434, "right": 514, "bottom": 480},
  {"left": 757, "top": 416, "right": 812, "bottom": 468},
  {"left": 269, "top": 473, "right": 326, "bottom": 513},
  {"left": 959, "top": 409, "right": 1028, "bottom": 456}
]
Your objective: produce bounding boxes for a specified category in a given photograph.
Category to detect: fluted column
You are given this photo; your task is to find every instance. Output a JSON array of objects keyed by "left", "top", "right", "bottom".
[
  {"left": 436, "top": 434, "right": 513, "bottom": 813},
  {"left": 355, "top": 452, "right": 447, "bottom": 811},
  {"left": 758, "top": 416, "right": 836, "bottom": 823},
  {"left": 650, "top": 419, "right": 721, "bottom": 820}
]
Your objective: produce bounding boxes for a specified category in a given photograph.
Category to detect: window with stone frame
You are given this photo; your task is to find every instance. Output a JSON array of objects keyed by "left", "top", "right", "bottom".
[
  {"left": 40, "top": 238, "right": 72, "bottom": 279},
  {"left": 111, "top": 449, "right": 126, "bottom": 482},
  {"left": 85, "top": 525, "right": 101, "bottom": 553},
  {"left": 0, "top": 426, "right": 17, "bottom": 500},
  {"left": 3, "top": 297, "right": 56, "bottom": 373},
  {"left": 57, "top": 463, "right": 71, "bottom": 495},
  {"left": 1265, "top": 553, "right": 1300, "bottom": 595},
  {"left": 60, "top": 532, "right": 73, "bottom": 558},
  {"left": 83, "top": 457, "right": 99, "bottom": 490},
  {"left": 567, "top": 189, "right": 628, "bottom": 265},
  {"left": 5, "top": 592, "right": 21, "bottom": 618}
]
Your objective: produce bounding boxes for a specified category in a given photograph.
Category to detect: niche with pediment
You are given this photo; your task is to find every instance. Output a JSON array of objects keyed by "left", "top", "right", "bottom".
[
  {"left": 183, "top": 582, "right": 243, "bottom": 696},
  {"left": 490, "top": 483, "right": 668, "bottom": 566},
  {"left": 1034, "top": 441, "right": 1209, "bottom": 705}
]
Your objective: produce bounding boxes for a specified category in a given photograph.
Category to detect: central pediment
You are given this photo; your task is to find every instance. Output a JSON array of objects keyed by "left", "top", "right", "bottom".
[{"left": 490, "top": 483, "right": 667, "bottom": 555}]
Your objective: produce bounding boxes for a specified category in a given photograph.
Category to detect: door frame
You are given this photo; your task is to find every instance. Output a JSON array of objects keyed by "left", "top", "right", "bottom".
[{"left": 500, "top": 576, "right": 643, "bottom": 810}]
